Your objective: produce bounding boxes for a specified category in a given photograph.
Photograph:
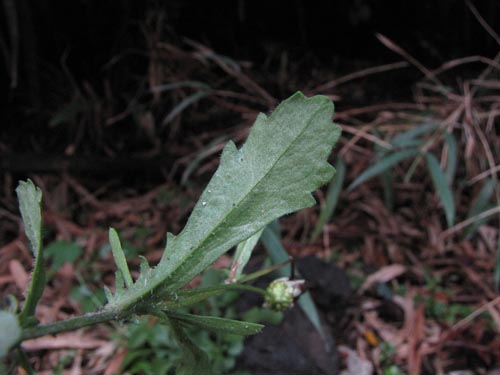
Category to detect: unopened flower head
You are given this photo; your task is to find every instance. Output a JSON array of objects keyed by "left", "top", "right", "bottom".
[{"left": 263, "top": 277, "right": 305, "bottom": 312}]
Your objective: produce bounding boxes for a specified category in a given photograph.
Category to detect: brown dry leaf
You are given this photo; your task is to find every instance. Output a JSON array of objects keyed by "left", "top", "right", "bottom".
[
  {"left": 487, "top": 304, "right": 500, "bottom": 334},
  {"left": 9, "top": 259, "right": 29, "bottom": 290},
  {"left": 0, "top": 275, "right": 14, "bottom": 285},
  {"left": 360, "top": 264, "right": 406, "bottom": 293},
  {"left": 104, "top": 348, "right": 127, "bottom": 375},
  {"left": 70, "top": 349, "right": 83, "bottom": 375},
  {"left": 408, "top": 304, "right": 425, "bottom": 375},
  {"left": 362, "top": 310, "right": 404, "bottom": 346},
  {"left": 22, "top": 333, "right": 107, "bottom": 351}
]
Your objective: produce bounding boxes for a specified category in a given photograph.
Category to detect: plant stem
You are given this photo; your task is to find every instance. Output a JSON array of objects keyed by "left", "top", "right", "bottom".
[
  {"left": 19, "top": 309, "right": 132, "bottom": 342},
  {"left": 17, "top": 346, "right": 36, "bottom": 375}
]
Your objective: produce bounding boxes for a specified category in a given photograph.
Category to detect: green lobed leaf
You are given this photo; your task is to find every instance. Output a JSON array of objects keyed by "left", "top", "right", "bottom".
[
  {"left": 165, "top": 311, "right": 263, "bottom": 336},
  {"left": 347, "top": 148, "right": 419, "bottom": 191},
  {"left": 425, "top": 153, "right": 455, "bottom": 227},
  {"left": 0, "top": 311, "right": 20, "bottom": 358},
  {"left": 16, "top": 180, "right": 46, "bottom": 325},
  {"left": 106, "top": 92, "right": 341, "bottom": 309}
]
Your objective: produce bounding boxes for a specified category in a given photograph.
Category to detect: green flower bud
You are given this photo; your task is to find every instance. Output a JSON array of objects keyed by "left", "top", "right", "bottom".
[{"left": 264, "top": 277, "right": 305, "bottom": 312}]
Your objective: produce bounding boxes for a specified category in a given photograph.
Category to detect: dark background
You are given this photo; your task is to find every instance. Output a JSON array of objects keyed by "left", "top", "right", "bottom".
[
  {"left": 1, "top": 0, "right": 499, "bottom": 180},
  {"left": 2, "top": 0, "right": 499, "bottom": 104}
]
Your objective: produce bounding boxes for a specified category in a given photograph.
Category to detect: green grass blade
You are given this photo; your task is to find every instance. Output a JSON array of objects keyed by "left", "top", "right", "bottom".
[
  {"left": 109, "top": 228, "right": 133, "bottom": 288},
  {"left": 261, "top": 226, "right": 291, "bottom": 276},
  {"left": 165, "top": 311, "right": 263, "bottom": 336},
  {"left": 347, "top": 148, "right": 419, "bottom": 191},
  {"left": 161, "top": 90, "right": 210, "bottom": 128},
  {"left": 16, "top": 180, "right": 46, "bottom": 326},
  {"left": 464, "top": 179, "right": 496, "bottom": 238},
  {"left": 311, "top": 157, "right": 345, "bottom": 241},
  {"left": 444, "top": 132, "right": 458, "bottom": 185},
  {"left": 106, "top": 92, "right": 341, "bottom": 310},
  {"left": 373, "top": 130, "right": 395, "bottom": 210},
  {"left": 390, "top": 122, "right": 437, "bottom": 148},
  {"left": 424, "top": 153, "right": 455, "bottom": 227}
]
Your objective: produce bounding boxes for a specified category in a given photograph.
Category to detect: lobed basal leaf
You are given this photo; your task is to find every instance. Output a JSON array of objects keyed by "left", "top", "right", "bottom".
[{"left": 105, "top": 92, "right": 341, "bottom": 310}]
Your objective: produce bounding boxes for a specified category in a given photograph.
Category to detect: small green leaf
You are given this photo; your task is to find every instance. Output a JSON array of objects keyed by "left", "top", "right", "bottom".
[
  {"left": 109, "top": 228, "right": 133, "bottom": 288},
  {"left": 348, "top": 148, "right": 419, "bottom": 191},
  {"left": 0, "top": 311, "right": 21, "bottom": 358},
  {"left": 165, "top": 311, "right": 263, "bottom": 336},
  {"left": 229, "top": 228, "right": 264, "bottom": 282},
  {"left": 16, "top": 180, "right": 42, "bottom": 257},
  {"left": 311, "top": 157, "right": 345, "bottom": 241},
  {"left": 425, "top": 153, "right": 455, "bottom": 227}
]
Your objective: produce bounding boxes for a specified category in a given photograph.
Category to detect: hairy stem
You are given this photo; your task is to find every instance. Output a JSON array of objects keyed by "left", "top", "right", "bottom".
[{"left": 19, "top": 309, "right": 132, "bottom": 342}]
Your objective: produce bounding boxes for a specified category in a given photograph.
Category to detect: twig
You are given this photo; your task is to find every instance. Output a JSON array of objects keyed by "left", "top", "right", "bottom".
[
  {"left": 311, "top": 61, "right": 410, "bottom": 93},
  {"left": 467, "top": 164, "right": 500, "bottom": 185},
  {"left": 451, "top": 295, "right": 500, "bottom": 331},
  {"left": 440, "top": 205, "right": 500, "bottom": 239},
  {"left": 376, "top": 33, "right": 445, "bottom": 90},
  {"left": 466, "top": 0, "right": 500, "bottom": 46},
  {"left": 338, "top": 123, "right": 393, "bottom": 151}
]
